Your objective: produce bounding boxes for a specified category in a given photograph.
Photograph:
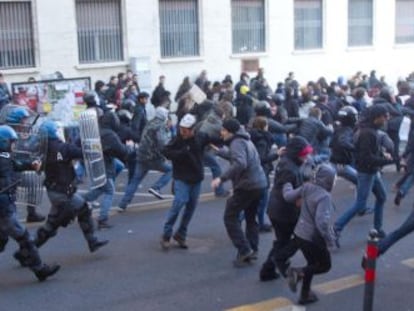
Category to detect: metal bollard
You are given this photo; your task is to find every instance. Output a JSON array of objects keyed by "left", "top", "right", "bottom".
[{"left": 363, "top": 229, "right": 379, "bottom": 311}]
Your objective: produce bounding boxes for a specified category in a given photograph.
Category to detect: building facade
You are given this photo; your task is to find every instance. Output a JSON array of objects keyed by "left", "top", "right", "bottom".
[{"left": 1, "top": 0, "right": 414, "bottom": 93}]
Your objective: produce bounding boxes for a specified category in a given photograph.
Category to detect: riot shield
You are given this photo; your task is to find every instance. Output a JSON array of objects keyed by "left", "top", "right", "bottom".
[
  {"left": 79, "top": 109, "right": 106, "bottom": 189},
  {"left": 12, "top": 123, "right": 47, "bottom": 207}
]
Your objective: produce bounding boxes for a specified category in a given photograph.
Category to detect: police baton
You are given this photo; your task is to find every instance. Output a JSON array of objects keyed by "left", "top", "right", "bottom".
[{"left": 363, "top": 229, "right": 379, "bottom": 311}]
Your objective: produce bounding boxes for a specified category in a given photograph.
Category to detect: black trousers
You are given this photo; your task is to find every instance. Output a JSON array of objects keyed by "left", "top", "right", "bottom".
[
  {"left": 271, "top": 219, "right": 298, "bottom": 267},
  {"left": 296, "top": 236, "right": 331, "bottom": 295},
  {"left": 224, "top": 188, "right": 262, "bottom": 256}
]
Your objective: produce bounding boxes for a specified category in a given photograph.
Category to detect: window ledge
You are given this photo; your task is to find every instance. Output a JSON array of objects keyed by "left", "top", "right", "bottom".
[
  {"left": 393, "top": 43, "right": 414, "bottom": 49},
  {"left": 75, "top": 61, "right": 128, "bottom": 70},
  {"left": 346, "top": 46, "right": 375, "bottom": 52},
  {"left": 158, "top": 56, "right": 204, "bottom": 64},
  {"left": 229, "top": 52, "right": 268, "bottom": 59},
  {"left": 0, "top": 67, "right": 40, "bottom": 75},
  {"left": 292, "top": 49, "right": 325, "bottom": 55}
]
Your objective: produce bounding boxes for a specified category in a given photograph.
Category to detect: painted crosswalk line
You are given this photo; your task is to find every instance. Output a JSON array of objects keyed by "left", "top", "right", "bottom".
[{"left": 313, "top": 274, "right": 364, "bottom": 294}]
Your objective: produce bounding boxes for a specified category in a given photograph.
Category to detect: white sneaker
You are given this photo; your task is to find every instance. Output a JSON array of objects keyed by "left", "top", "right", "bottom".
[{"left": 148, "top": 188, "right": 164, "bottom": 200}]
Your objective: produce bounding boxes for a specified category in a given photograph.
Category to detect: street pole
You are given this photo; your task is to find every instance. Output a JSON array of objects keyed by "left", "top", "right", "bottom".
[{"left": 363, "top": 229, "right": 379, "bottom": 311}]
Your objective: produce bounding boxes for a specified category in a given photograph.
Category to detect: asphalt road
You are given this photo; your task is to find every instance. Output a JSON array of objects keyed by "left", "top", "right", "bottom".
[{"left": 2, "top": 168, "right": 414, "bottom": 311}]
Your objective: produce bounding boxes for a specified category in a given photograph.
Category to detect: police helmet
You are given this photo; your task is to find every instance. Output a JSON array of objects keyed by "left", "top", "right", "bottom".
[
  {"left": 0, "top": 125, "right": 18, "bottom": 151},
  {"left": 337, "top": 105, "right": 358, "bottom": 126},
  {"left": 39, "top": 119, "right": 59, "bottom": 139},
  {"left": 6, "top": 106, "right": 30, "bottom": 124}
]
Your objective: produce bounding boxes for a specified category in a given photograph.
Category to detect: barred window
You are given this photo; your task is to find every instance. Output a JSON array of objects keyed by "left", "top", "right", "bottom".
[
  {"left": 0, "top": 1, "right": 35, "bottom": 69},
  {"left": 159, "top": 0, "right": 199, "bottom": 58},
  {"left": 75, "top": 0, "right": 123, "bottom": 64},
  {"left": 396, "top": 0, "right": 414, "bottom": 44},
  {"left": 348, "top": 0, "right": 373, "bottom": 46},
  {"left": 294, "top": 0, "right": 323, "bottom": 50},
  {"left": 232, "top": 0, "right": 265, "bottom": 54}
]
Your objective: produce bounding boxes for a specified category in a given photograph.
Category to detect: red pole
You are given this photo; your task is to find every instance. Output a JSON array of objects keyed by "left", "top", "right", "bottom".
[{"left": 363, "top": 229, "right": 379, "bottom": 311}]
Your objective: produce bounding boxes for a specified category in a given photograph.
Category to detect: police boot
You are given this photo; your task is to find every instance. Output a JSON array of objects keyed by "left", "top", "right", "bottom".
[
  {"left": 34, "top": 264, "right": 60, "bottom": 282},
  {"left": 34, "top": 227, "right": 52, "bottom": 248},
  {"left": 15, "top": 231, "right": 39, "bottom": 267},
  {"left": 13, "top": 250, "right": 30, "bottom": 267},
  {"left": 26, "top": 206, "right": 46, "bottom": 223},
  {"left": 88, "top": 238, "right": 109, "bottom": 253}
]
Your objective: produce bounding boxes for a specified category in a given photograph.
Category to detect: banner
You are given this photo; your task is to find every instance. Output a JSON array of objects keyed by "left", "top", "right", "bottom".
[{"left": 11, "top": 77, "right": 91, "bottom": 125}]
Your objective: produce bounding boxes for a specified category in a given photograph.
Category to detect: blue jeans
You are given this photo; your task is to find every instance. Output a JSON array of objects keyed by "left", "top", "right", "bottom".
[
  {"left": 114, "top": 158, "right": 125, "bottom": 180},
  {"left": 333, "top": 163, "right": 358, "bottom": 185},
  {"left": 83, "top": 178, "right": 115, "bottom": 221},
  {"left": 398, "top": 172, "right": 414, "bottom": 197},
  {"left": 378, "top": 207, "right": 414, "bottom": 255},
  {"left": 203, "top": 151, "right": 226, "bottom": 196},
  {"left": 257, "top": 188, "right": 270, "bottom": 226},
  {"left": 335, "top": 172, "right": 386, "bottom": 232},
  {"left": 162, "top": 180, "right": 201, "bottom": 240},
  {"left": 119, "top": 160, "right": 172, "bottom": 209}
]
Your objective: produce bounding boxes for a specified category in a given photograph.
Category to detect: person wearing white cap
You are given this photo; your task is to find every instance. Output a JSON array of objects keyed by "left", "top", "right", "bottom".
[
  {"left": 160, "top": 113, "right": 211, "bottom": 250},
  {"left": 118, "top": 106, "right": 173, "bottom": 210}
]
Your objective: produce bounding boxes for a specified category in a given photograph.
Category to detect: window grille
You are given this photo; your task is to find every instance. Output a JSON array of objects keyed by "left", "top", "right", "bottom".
[
  {"left": 159, "top": 0, "right": 199, "bottom": 58},
  {"left": 0, "top": 1, "right": 35, "bottom": 69},
  {"left": 348, "top": 0, "right": 373, "bottom": 46},
  {"left": 294, "top": 0, "right": 323, "bottom": 50},
  {"left": 232, "top": 0, "right": 265, "bottom": 54},
  {"left": 76, "top": 0, "right": 123, "bottom": 64},
  {"left": 396, "top": 0, "right": 414, "bottom": 44}
]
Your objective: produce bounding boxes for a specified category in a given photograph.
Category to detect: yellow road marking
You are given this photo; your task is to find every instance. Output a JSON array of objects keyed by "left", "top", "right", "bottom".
[
  {"left": 225, "top": 297, "right": 294, "bottom": 311},
  {"left": 401, "top": 258, "right": 414, "bottom": 268},
  {"left": 313, "top": 274, "right": 364, "bottom": 294}
]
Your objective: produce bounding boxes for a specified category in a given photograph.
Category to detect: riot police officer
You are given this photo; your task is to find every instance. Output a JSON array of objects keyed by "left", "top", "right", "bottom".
[
  {"left": 32, "top": 120, "right": 108, "bottom": 252},
  {"left": 4, "top": 106, "right": 46, "bottom": 222},
  {"left": 0, "top": 125, "right": 60, "bottom": 281}
]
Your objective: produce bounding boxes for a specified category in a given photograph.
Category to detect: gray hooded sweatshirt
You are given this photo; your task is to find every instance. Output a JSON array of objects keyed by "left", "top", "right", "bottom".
[
  {"left": 218, "top": 128, "right": 267, "bottom": 191},
  {"left": 283, "top": 163, "right": 337, "bottom": 247}
]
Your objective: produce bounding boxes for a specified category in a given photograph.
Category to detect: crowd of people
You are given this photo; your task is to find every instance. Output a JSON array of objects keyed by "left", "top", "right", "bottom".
[{"left": 2, "top": 68, "right": 414, "bottom": 305}]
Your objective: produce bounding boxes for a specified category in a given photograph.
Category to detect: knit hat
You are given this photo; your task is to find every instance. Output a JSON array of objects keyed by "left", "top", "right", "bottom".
[
  {"left": 179, "top": 113, "right": 197, "bottom": 128},
  {"left": 369, "top": 104, "right": 388, "bottom": 121},
  {"left": 222, "top": 118, "right": 241, "bottom": 134},
  {"left": 286, "top": 136, "right": 313, "bottom": 159},
  {"left": 155, "top": 106, "right": 169, "bottom": 121}
]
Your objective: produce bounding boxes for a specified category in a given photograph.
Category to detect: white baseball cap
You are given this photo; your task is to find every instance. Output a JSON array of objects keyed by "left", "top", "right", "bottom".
[{"left": 179, "top": 113, "right": 197, "bottom": 128}]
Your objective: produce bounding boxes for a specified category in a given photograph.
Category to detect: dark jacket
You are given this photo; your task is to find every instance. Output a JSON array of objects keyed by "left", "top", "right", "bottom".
[
  {"left": 372, "top": 97, "right": 403, "bottom": 132},
  {"left": 162, "top": 132, "right": 209, "bottom": 184},
  {"left": 43, "top": 138, "right": 83, "bottom": 192},
  {"left": 0, "top": 152, "right": 34, "bottom": 216},
  {"left": 130, "top": 104, "right": 147, "bottom": 142},
  {"left": 354, "top": 123, "right": 394, "bottom": 174},
  {"left": 249, "top": 128, "right": 279, "bottom": 179},
  {"left": 235, "top": 95, "right": 254, "bottom": 126},
  {"left": 151, "top": 83, "right": 168, "bottom": 107},
  {"left": 99, "top": 115, "right": 130, "bottom": 178},
  {"left": 217, "top": 128, "right": 267, "bottom": 191},
  {"left": 330, "top": 126, "right": 355, "bottom": 165},
  {"left": 267, "top": 150, "right": 304, "bottom": 223},
  {"left": 297, "top": 116, "right": 332, "bottom": 150}
]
